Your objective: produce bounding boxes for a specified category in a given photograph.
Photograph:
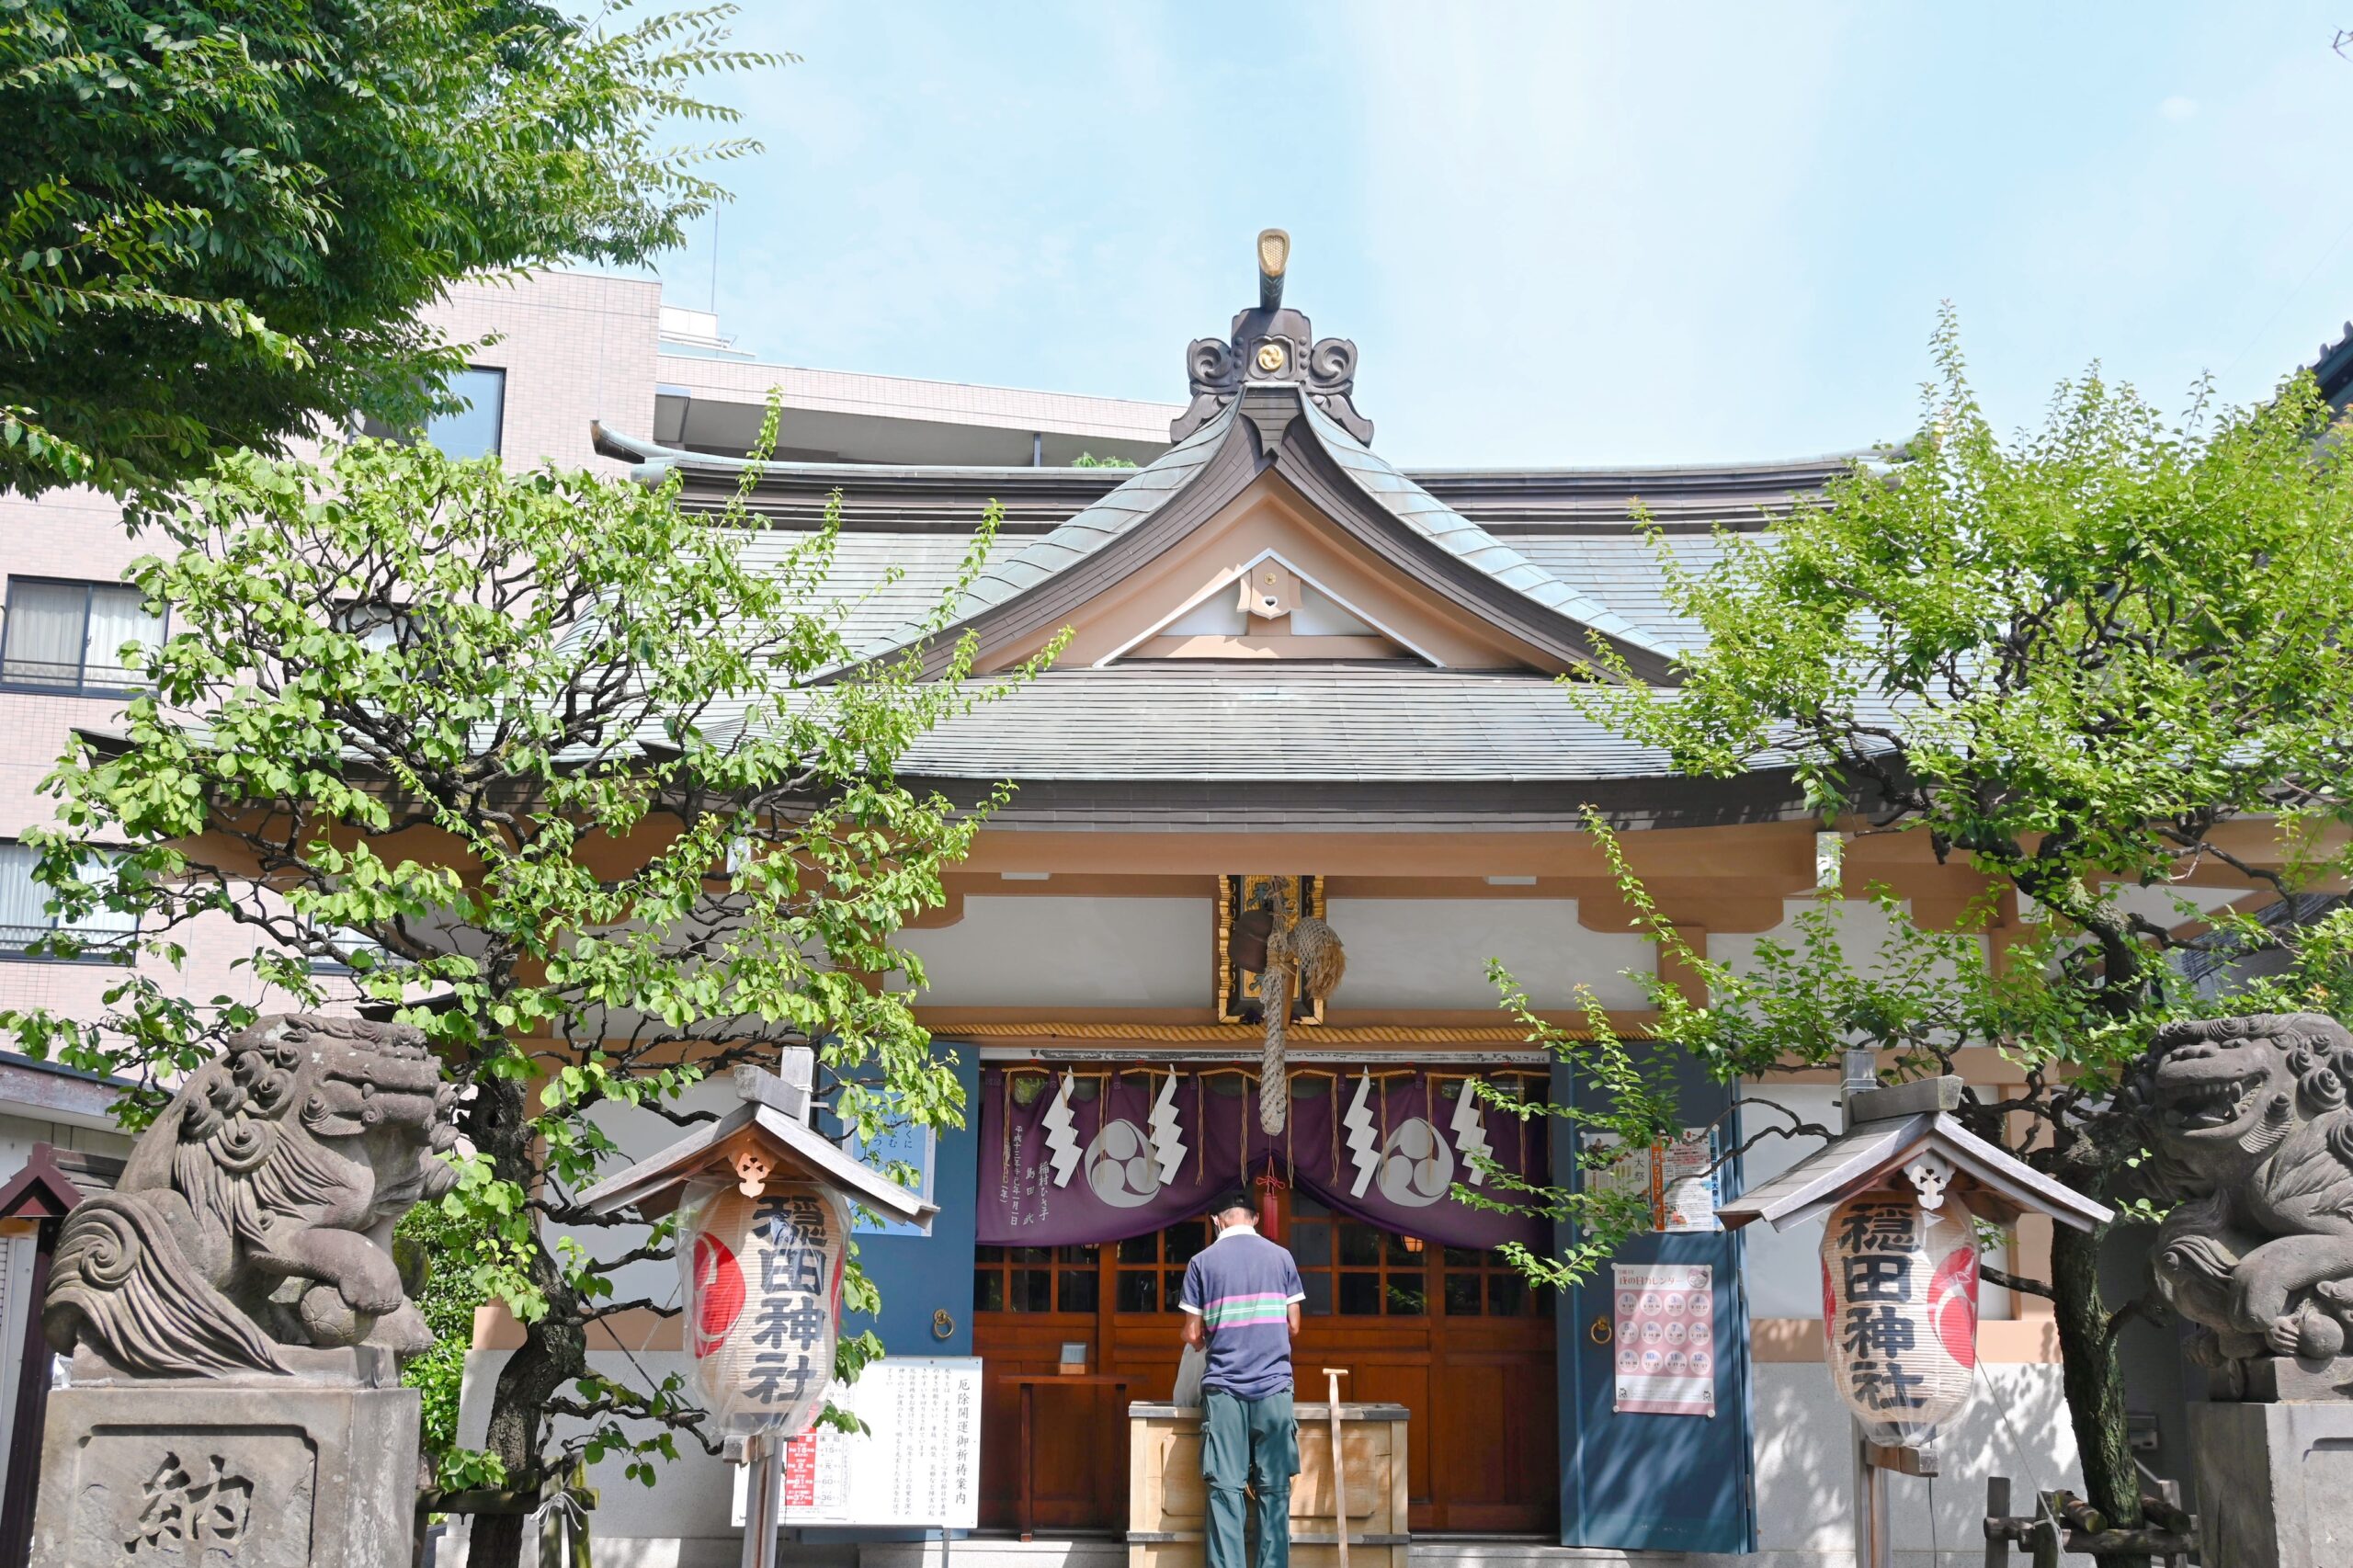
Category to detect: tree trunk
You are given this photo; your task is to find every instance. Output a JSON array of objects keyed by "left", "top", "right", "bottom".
[
  {"left": 2050, "top": 1221, "right": 2148, "bottom": 1568},
  {"left": 469, "top": 1317, "right": 572, "bottom": 1568},
  {"left": 471, "top": 1511, "right": 528, "bottom": 1568},
  {"left": 463, "top": 1070, "right": 584, "bottom": 1568}
]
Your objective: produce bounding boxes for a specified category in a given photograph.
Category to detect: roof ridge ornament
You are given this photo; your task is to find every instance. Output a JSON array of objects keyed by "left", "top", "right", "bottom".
[{"left": 1172, "top": 229, "right": 1373, "bottom": 447}]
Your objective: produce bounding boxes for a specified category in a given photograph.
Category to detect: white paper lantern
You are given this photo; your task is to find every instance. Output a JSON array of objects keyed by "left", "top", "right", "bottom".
[
  {"left": 1818, "top": 1187, "right": 1980, "bottom": 1446},
  {"left": 678, "top": 1176, "right": 848, "bottom": 1436}
]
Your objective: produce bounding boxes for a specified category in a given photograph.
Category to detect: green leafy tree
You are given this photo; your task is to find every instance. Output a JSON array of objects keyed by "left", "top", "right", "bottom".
[
  {"left": 1481, "top": 320, "right": 2353, "bottom": 1548},
  {"left": 1, "top": 424, "right": 1046, "bottom": 1568},
  {"left": 397, "top": 1193, "right": 511, "bottom": 1493},
  {"left": 0, "top": 0, "right": 782, "bottom": 500}
]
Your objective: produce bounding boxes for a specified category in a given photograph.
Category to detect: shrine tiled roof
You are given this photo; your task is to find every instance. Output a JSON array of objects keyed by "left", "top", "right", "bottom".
[
  {"left": 2315, "top": 318, "right": 2353, "bottom": 409},
  {"left": 840, "top": 390, "right": 1688, "bottom": 674},
  {"left": 1506, "top": 534, "right": 1736, "bottom": 653},
  {"left": 941, "top": 403, "right": 1237, "bottom": 629},
  {"left": 1292, "top": 399, "right": 1670, "bottom": 663},
  {"left": 613, "top": 393, "right": 1820, "bottom": 681},
  {"left": 892, "top": 665, "right": 1670, "bottom": 783}
]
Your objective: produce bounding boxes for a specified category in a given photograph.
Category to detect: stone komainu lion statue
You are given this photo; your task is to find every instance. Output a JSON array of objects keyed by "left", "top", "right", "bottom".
[
  {"left": 2130, "top": 1013, "right": 2353, "bottom": 1364},
  {"left": 44, "top": 1014, "right": 459, "bottom": 1377}
]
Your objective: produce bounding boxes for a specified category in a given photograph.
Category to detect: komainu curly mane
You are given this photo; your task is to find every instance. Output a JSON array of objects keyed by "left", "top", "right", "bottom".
[
  {"left": 45, "top": 1014, "right": 458, "bottom": 1378},
  {"left": 2133, "top": 1013, "right": 2353, "bottom": 1364}
]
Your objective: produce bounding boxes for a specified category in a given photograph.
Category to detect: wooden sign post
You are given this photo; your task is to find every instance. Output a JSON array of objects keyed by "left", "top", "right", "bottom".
[{"left": 1323, "top": 1369, "right": 1351, "bottom": 1568}]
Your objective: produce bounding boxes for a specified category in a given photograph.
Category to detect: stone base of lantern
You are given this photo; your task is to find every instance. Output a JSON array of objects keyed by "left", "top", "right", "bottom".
[{"left": 2188, "top": 1391, "right": 2353, "bottom": 1568}]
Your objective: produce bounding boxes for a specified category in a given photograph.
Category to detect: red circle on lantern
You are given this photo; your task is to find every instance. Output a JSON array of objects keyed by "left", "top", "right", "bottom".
[
  {"left": 691, "top": 1232, "right": 745, "bottom": 1358},
  {"left": 1929, "top": 1244, "right": 1979, "bottom": 1368}
]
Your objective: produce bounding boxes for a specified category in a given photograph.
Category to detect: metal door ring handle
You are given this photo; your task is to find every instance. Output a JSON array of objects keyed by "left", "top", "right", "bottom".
[{"left": 1588, "top": 1315, "right": 1612, "bottom": 1346}]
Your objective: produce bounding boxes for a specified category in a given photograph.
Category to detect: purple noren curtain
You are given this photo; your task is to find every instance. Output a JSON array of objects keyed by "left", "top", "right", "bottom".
[{"left": 977, "top": 1066, "right": 1547, "bottom": 1252}]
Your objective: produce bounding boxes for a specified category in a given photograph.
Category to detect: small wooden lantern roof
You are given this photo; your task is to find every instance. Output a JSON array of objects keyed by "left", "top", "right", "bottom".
[
  {"left": 575, "top": 1065, "right": 937, "bottom": 1234},
  {"left": 1718, "top": 1076, "right": 2111, "bottom": 1233},
  {"left": 0, "top": 1144, "right": 88, "bottom": 1223}
]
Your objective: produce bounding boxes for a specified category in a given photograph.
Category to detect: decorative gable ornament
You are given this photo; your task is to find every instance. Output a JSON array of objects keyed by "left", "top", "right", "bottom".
[
  {"left": 1172, "top": 230, "right": 1373, "bottom": 446},
  {"left": 1238, "top": 562, "right": 1304, "bottom": 620}
]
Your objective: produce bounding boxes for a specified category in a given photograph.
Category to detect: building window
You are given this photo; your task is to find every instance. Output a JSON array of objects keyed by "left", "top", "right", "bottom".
[
  {"left": 428, "top": 366, "right": 506, "bottom": 457},
  {"left": 360, "top": 365, "right": 506, "bottom": 458},
  {"left": 306, "top": 923, "right": 391, "bottom": 974},
  {"left": 1290, "top": 1195, "right": 1427, "bottom": 1316},
  {"left": 333, "top": 601, "right": 414, "bottom": 653},
  {"left": 1112, "top": 1217, "right": 1210, "bottom": 1312},
  {"left": 0, "top": 579, "right": 165, "bottom": 695},
  {"left": 1438, "top": 1246, "right": 1552, "bottom": 1319},
  {"left": 0, "top": 842, "right": 136, "bottom": 959},
  {"left": 973, "top": 1244, "right": 1099, "bottom": 1314}
]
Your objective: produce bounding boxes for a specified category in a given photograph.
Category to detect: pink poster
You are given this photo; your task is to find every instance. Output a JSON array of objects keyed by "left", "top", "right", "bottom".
[{"left": 1610, "top": 1263, "right": 1716, "bottom": 1417}]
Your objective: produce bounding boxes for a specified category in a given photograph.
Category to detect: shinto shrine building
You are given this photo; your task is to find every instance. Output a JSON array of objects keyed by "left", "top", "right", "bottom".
[{"left": 483, "top": 259, "right": 2290, "bottom": 1562}]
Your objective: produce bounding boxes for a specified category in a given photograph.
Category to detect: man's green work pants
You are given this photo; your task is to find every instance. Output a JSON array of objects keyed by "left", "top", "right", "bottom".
[{"left": 1201, "top": 1387, "right": 1298, "bottom": 1568}]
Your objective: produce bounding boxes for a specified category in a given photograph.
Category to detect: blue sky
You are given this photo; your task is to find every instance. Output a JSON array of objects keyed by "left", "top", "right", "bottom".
[{"left": 632, "top": 3, "right": 2353, "bottom": 468}]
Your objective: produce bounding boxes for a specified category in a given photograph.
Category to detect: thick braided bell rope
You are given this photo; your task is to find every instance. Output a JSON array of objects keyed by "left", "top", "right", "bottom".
[{"left": 1258, "top": 963, "right": 1290, "bottom": 1135}]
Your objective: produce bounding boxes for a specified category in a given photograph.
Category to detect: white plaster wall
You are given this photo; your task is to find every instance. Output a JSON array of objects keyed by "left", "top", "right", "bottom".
[
  {"left": 1713, "top": 897, "right": 1986, "bottom": 986},
  {"left": 559, "top": 1069, "right": 747, "bottom": 1308},
  {"left": 453, "top": 1346, "right": 744, "bottom": 1568},
  {"left": 900, "top": 895, "right": 1656, "bottom": 1013},
  {"left": 1322, "top": 899, "right": 1654, "bottom": 1010},
  {"left": 1738, "top": 1082, "right": 1843, "bottom": 1322},
  {"left": 898, "top": 897, "right": 1211, "bottom": 1007},
  {"left": 1733, "top": 1361, "right": 2078, "bottom": 1568},
  {"left": 2099, "top": 882, "right": 2248, "bottom": 930}
]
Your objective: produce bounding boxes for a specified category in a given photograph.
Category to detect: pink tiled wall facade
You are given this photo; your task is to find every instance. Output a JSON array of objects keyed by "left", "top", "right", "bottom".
[
  {"left": 425, "top": 269, "right": 662, "bottom": 479},
  {"left": 0, "top": 270, "right": 664, "bottom": 1026}
]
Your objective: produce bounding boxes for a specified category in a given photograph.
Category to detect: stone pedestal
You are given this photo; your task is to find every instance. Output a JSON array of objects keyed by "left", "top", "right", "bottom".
[
  {"left": 28, "top": 1347, "right": 418, "bottom": 1568},
  {"left": 2189, "top": 1395, "right": 2353, "bottom": 1568}
]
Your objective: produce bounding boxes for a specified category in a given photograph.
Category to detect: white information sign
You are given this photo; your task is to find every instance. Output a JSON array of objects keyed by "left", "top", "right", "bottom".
[
  {"left": 1659, "top": 1127, "right": 1722, "bottom": 1234},
  {"left": 1583, "top": 1128, "right": 1722, "bottom": 1233},
  {"left": 734, "top": 1357, "right": 983, "bottom": 1530},
  {"left": 1582, "top": 1132, "right": 1654, "bottom": 1210}
]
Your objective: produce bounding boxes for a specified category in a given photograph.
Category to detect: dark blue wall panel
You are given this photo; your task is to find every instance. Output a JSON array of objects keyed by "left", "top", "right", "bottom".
[
  {"left": 1554, "top": 1055, "right": 1756, "bottom": 1553},
  {"left": 841, "top": 1052, "right": 980, "bottom": 1358}
]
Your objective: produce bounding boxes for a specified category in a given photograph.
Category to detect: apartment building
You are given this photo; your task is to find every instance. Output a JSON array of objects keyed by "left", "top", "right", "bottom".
[{"left": 0, "top": 267, "right": 1183, "bottom": 1496}]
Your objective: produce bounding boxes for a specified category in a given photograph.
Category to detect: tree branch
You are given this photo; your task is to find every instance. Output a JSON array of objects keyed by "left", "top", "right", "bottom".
[{"left": 1984, "top": 1264, "right": 2054, "bottom": 1301}]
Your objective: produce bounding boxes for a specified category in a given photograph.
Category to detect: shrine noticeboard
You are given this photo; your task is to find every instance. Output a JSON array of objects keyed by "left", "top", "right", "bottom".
[
  {"left": 739, "top": 1357, "right": 983, "bottom": 1529},
  {"left": 1585, "top": 1128, "right": 1722, "bottom": 1234},
  {"left": 1610, "top": 1263, "right": 1716, "bottom": 1417}
]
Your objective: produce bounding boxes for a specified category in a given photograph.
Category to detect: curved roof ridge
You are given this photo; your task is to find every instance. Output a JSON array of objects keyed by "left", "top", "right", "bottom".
[
  {"left": 909, "top": 400, "right": 1244, "bottom": 642},
  {"left": 1292, "top": 398, "right": 1677, "bottom": 665}
]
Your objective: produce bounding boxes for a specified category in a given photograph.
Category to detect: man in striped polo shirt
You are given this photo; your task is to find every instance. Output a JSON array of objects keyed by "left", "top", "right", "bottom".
[{"left": 1179, "top": 1191, "right": 1307, "bottom": 1568}]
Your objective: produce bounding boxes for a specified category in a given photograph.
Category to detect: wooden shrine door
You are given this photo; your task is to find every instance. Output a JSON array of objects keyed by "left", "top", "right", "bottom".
[{"left": 970, "top": 1192, "right": 1557, "bottom": 1534}]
